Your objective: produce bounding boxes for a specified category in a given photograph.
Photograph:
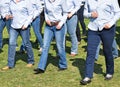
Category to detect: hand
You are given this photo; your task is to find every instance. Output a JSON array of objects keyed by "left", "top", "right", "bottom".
[
  {"left": 21, "top": 25, "right": 27, "bottom": 30},
  {"left": 56, "top": 24, "right": 61, "bottom": 29},
  {"left": 104, "top": 23, "right": 111, "bottom": 29},
  {"left": 67, "top": 12, "right": 73, "bottom": 18},
  {"left": 9, "top": 15, "right": 13, "bottom": 19},
  {"left": 5, "top": 15, "right": 13, "bottom": 20},
  {"left": 46, "top": 20, "right": 51, "bottom": 26},
  {"left": 91, "top": 11, "right": 98, "bottom": 18},
  {"left": 5, "top": 15, "right": 10, "bottom": 20}
]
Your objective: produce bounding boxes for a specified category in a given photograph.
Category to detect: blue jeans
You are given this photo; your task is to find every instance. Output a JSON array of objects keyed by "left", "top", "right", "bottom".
[
  {"left": 85, "top": 25, "right": 115, "bottom": 78},
  {"left": 20, "top": 16, "right": 43, "bottom": 51},
  {"left": 8, "top": 27, "right": 34, "bottom": 67},
  {"left": 112, "top": 39, "right": 118, "bottom": 58},
  {"left": 32, "top": 16, "right": 43, "bottom": 48},
  {"left": 0, "top": 18, "right": 11, "bottom": 48},
  {"left": 66, "top": 15, "right": 78, "bottom": 54},
  {"left": 95, "top": 39, "right": 118, "bottom": 59},
  {"left": 37, "top": 24, "right": 67, "bottom": 70}
]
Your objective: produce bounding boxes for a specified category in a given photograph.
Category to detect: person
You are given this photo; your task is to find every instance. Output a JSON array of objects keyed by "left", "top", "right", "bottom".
[
  {"left": 34, "top": 0, "right": 45, "bottom": 44},
  {"left": 2, "top": 0, "right": 35, "bottom": 70},
  {"left": 95, "top": 39, "right": 118, "bottom": 60},
  {"left": 31, "top": 0, "right": 43, "bottom": 52},
  {"left": 66, "top": 0, "right": 80, "bottom": 56},
  {"left": 0, "top": 0, "right": 11, "bottom": 51},
  {"left": 76, "top": 0, "right": 87, "bottom": 45},
  {"left": 19, "top": 0, "right": 43, "bottom": 53},
  {"left": 80, "top": 0, "right": 120, "bottom": 85},
  {"left": 77, "top": 0, "right": 87, "bottom": 37},
  {"left": 33, "top": 0, "right": 68, "bottom": 74}
]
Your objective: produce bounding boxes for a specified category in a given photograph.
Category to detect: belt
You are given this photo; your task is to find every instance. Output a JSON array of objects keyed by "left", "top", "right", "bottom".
[{"left": 50, "top": 21, "right": 59, "bottom": 26}]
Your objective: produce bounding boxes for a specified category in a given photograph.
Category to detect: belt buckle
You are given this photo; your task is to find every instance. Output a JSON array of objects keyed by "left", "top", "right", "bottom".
[{"left": 51, "top": 22, "right": 55, "bottom": 26}]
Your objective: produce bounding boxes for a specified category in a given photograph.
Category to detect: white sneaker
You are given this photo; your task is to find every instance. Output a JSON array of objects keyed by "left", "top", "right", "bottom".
[
  {"left": 83, "top": 77, "right": 91, "bottom": 81},
  {"left": 78, "top": 41, "right": 81, "bottom": 45},
  {"left": 80, "top": 77, "right": 91, "bottom": 85},
  {"left": 105, "top": 74, "right": 113, "bottom": 80}
]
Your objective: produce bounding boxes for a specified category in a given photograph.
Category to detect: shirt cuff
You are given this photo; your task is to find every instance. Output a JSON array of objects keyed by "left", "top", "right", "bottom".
[{"left": 58, "top": 21, "right": 64, "bottom": 27}]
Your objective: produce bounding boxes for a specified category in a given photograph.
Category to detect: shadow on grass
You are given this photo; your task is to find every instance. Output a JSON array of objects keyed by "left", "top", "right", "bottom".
[
  {"left": 2, "top": 38, "right": 9, "bottom": 47},
  {"left": 0, "top": 49, "right": 3, "bottom": 53},
  {"left": 38, "top": 53, "right": 60, "bottom": 70},
  {"left": 70, "top": 58, "right": 104, "bottom": 79},
  {"left": 15, "top": 52, "right": 28, "bottom": 64},
  {"left": 49, "top": 40, "right": 71, "bottom": 54},
  {"left": 30, "top": 41, "right": 39, "bottom": 50},
  {"left": 45, "top": 53, "right": 59, "bottom": 70},
  {"left": 116, "top": 26, "right": 120, "bottom": 49}
]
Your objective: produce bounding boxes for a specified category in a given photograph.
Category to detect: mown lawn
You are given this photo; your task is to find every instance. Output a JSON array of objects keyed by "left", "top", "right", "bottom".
[{"left": 0, "top": 19, "right": 120, "bottom": 87}]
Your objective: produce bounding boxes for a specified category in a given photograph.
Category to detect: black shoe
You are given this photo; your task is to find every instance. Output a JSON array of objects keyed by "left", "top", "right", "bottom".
[
  {"left": 105, "top": 74, "right": 113, "bottom": 80},
  {"left": 34, "top": 68, "right": 44, "bottom": 74},
  {"left": 58, "top": 68, "right": 67, "bottom": 71},
  {"left": 33, "top": 68, "right": 39, "bottom": 71},
  {"left": 80, "top": 77, "right": 91, "bottom": 85}
]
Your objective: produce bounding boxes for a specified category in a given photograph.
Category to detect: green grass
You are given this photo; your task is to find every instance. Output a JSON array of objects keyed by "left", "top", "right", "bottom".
[{"left": 0, "top": 20, "right": 120, "bottom": 87}]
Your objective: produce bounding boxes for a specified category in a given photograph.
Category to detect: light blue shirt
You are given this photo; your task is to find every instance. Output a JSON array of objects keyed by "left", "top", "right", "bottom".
[
  {"left": 0, "top": 0, "right": 11, "bottom": 18},
  {"left": 66, "top": 0, "right": 80, "bottom": 14},
  {"left": 30, "top": 0, "right": 43, "bottom": 19},
  {"left": 9, "top": 0, "right": 34, "bottom": 29},
  {"left": 44, "top": 0, "right": 68, "bottom": 27},
  {"left": 0, "top": 0, "right": 3, "bottom": 19},
  {"left": 84, "top": 0, "right": 120, "bottom": 31}
]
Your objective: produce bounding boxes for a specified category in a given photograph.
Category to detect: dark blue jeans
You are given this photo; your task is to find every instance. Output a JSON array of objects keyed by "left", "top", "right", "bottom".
[
  {"left": 85, "top": 25, "right": 115, "bottom": 78},
  {"left": 95, "top": 39, "right": 118, "bottom": 59},
  {"left": 77, "top": 5, "right": 86, "bottom": 35}
]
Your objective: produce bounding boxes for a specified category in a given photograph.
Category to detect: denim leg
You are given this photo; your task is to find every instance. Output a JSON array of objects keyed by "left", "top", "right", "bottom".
[
  {"left": 112, "top": 39, "right": 118, "bottom": 58},
  {"left": 76, "top": 22, "right": 81, "bottom": 42},
  {"left": 20, "top": 28, "right": 34, "bottom": 64},
  {"left": 101, "top": 26, "right": 115, "bottom": 75},
  {"left": 19, "top": 29, "right": 30, "bottom": 51},
  {"left": 95, "top": 42, "right": 101, "bottom": 60},
  {"left": 20, "top": 42, "right": 26, "bottom": 51},
  {"left": 8, "top": 27, "right": 18, "bottom": 67},
  {"left": 37, "top": 25, "right": 54, "bottom": 70},
  {"left": 6, "top": 19, "right": 11, "bottom": 34},
  {"left": 0, "top": 19, "right": 6, "bottom": 48},
  {"left": 95, "top": 38, "right": 118, "bottom": 60},
  {"left": 66, "top": 15, "right": 78, "bottom": 54},
  {"left": 55, "top": 25, "right": 67, "bottom": 68},
  {"left": 77, "top": 5, "right": 86, "bottom": 35},
  {"left": 32, "top": 16, "right": 43, "bottom": 48},
  {"left": 85, "top": 30, "right": 100, "bottom": 78}
]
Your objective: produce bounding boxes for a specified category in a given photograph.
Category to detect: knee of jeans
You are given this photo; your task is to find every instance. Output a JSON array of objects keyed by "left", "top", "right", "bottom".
[
  {"left": 9, "top": 40, "right": 16, "bottom": 46},
  {"left": 58, "top": 46, "right": 65, "bottom": 52},
  {"left": 23, "top": 42, "right": 31, "bottom": 47},
  {"left": 0, "top": 31, "right": 2, "bottom": 33}
]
